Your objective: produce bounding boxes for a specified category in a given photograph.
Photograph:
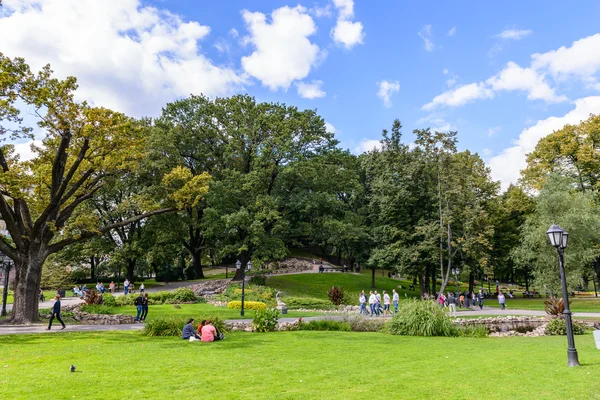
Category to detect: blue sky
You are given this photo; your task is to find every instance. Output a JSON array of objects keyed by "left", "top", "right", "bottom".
[{"left": 3, "top": 0, "right": 600, "bottom": 189}]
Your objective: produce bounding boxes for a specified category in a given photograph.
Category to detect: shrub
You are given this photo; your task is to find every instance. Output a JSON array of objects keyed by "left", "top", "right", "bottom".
[
  {"left": 459, "top": 325, "right": 488, "bottom": 338},
  {"left": 218, "top": 284, "right": 276, "bottom": 306},
  {"left": 386, "top": 299, "right": 459, "bottom": 337},
  {"left": 342, "top": 314, "right": 387, "bottom": 332},
  {"left": 80, "top": 305, "right": 115, "bottom": 315},
  {"left": 249, "top": 275, "right": 267, "bottom": 286},
  {"left": 252, "top": 308, "right": 280, "bottom": 332},
  {"left": 299, "top": 320, "right": 352, "bottom": 332},
  {"left": 84, "top": 290, "right": 104, "bottom": 305},
  {"left": 227, "top": 301, "right": 267, "bottom": 311},
  {"left": 284, "top": 297, "right": 334, "bottom": 310},
  {"left": 327, "top": 286, "right": 345, "bottom": 306},
  {"left": 102, "top": 293, "right": 117, "bottom": 307},
  {"left": 143, "top": 316, "right": 186, "bottom": 337},
  {"left": 171, "top": 287, "right": 198, "bottom": 303},
  {"left": 545, "top": 318, "right": 587, "bottom": 335},
  {"left": 115, "top": 294, "right": 136, "bottom": 306}
]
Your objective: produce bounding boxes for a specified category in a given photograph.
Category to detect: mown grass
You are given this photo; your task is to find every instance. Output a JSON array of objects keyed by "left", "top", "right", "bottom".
[
  {"left": 1, "top": 331, "right": 600, "bottom": 399},
  {"left": 267, "top": 273, "right": 419, "bottom": 304}
]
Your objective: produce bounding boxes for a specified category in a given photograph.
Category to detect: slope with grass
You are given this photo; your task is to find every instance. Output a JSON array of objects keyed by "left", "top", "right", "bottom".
[
  {"left": 267, "top": 272, "right": 418, "bottom": 305},
  {"left": 2, "top": 331, "right": 600, "bottom": 399}
]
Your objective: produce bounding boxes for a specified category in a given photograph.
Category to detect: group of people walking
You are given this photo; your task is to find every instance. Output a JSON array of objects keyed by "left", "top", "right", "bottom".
[{"left": 359, "top": 289, "right": 399, "bottom": 317}]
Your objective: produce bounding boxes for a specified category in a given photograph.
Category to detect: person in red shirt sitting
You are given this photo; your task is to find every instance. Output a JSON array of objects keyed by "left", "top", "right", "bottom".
[{"left": 201, "top": 320, "right": 224, "bottom": 342}]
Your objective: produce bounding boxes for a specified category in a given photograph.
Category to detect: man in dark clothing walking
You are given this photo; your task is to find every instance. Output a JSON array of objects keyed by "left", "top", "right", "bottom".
[
  {"left": 47, "top": 295, "right": 66, "bottom": 330},
  {"left": 134, "top": 293, "right": 144, "bottom": 322}
]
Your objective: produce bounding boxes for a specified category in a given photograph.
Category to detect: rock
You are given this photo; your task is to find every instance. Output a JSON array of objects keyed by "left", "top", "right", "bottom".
[{"left": 187, "top": 279, "right": 232, "bottom": 296}]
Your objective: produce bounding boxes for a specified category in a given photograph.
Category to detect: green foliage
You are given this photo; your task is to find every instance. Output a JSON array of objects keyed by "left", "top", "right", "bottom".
[
  {"left": 102, "top": 293, "right": 117, "bottom": 307},
  {"left": 545, "top": 318, "right": 587, "bottom": 335},
  {"left": 114, "top": 289, "right": 200, "bottom": 306},
  {"left": 386, "top": 299, "right": 459, "bottom": 337},
  {"left": 171, "top": 287, "right": 198, "bottom": 303},
  {"left": 249, "top": 275, "right": 267, "bottom": 286},
  {"left": 283, "top": 297, "right": 335, "bottom": 310},
  {"left": 298, "top": 320, "right": 352, "bottom": 332},
  {"left": 80, "top": 305, "right": 115, "bottom": 315},
  {"left": 252, "top": 308, "right": 280, "bottom": 332},
  {"left": 219, "top": 284, "right": 277, "bottom": 306},
  {"left": 458, "top": 325, "right": 488, "bottom": 338},
  {"left": 142, "top": 315, "right": 229, "bottom": 337},
  {"left": 341, "top": 314, "right": 387, "bottom": 332},
  {"left": 327, "top": 286, "right": 345, "bottom": 306},
  {"left": 227, "top": 301, "right": 267, "bottom": 311}
]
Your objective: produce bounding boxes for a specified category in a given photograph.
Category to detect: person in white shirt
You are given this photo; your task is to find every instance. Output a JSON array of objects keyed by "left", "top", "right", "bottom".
[
  {"left": 383, "top": 291, "right": 391, "bottom": 317},
  {"left": 368, "top": 291, "right": 376, "bottom": 316},
  {"left": 124, "top": 279, "right": 130, "bottom": 295},
  {"left": 392, "top": 289, "right": 399, "bottom": 313},
  {"left": 359, "top": 290, "right": 367, "bottom": 315},
  {"left": 374, "top": 291, "right": 382, "bottom": 316},
  {"left": 140, "top": 283, "right": 145, "bottom": 293}
]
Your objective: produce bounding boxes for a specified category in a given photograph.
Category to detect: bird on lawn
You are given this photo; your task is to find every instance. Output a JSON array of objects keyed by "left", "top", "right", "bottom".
[{"left": 70, "top": 365, "right": 76, "bottom": 373}]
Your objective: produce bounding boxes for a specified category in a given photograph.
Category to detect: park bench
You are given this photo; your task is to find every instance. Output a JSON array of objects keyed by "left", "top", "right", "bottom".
[{"left": 522, "top": 291, "right": 542, "bottom": 298}]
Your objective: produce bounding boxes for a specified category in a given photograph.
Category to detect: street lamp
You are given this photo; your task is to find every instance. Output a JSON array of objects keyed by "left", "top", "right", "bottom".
[
  {"left": 0, "top": 251, "right": 13, "bottom": 317},
  {"left": 546, "top": 223, "right": 580, "bottom": 367},
  {"left": 236, "top": 260, "right": 252, "bottom": 316},
  {"left": 452, "top": 268, "right": 460, "bottom": 294}
]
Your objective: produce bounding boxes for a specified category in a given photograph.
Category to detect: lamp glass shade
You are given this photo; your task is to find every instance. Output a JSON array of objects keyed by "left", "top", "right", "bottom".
[
  {"left": 247, "top": 261, "right": 252, "bottom": 271},
  {"left": 546, "top": 224, "right": 564, "bottom": 247},
  {"left": 561, "top": 231, "right": 569, "bottom": 249},
  {"left": 235, "top": 260, "right": 242, "bottom": 270}
]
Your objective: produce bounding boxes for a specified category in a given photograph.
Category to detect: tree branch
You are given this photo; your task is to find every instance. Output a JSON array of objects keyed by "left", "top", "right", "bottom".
[{"left": 45, "top": 207, "right": 176, "bottom": 255}]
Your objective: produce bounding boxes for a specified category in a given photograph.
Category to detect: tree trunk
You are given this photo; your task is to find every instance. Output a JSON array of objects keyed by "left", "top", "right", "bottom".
[
  {"left": 424, "top": 265, "right": 431, "bottom": 295},
  {"left": 90, "top": 256, "right": 96, "bottom": 282},
  {"left": 418, "top": 274, "right": 426, "bottom": 298},
  {"left": 126, "top": 258, "right": 135, "bottom": 282},
  {"left": 468, "top": 271, "right": 474, "bottom": 293},
  {"left": 431, "top": 264, "right": 437, "bottom": 295},
  {"left": 8, "top": 254, "right": 44, "bottom": 324},
  {"left": 191, "top": 250, "right": 205, "bottom": 279},
  {"left": 371, "top": 268, "right": 375, "bottom": 289},
  {"left": 524, "top": 267, "right": 530, "bottom": 292}
]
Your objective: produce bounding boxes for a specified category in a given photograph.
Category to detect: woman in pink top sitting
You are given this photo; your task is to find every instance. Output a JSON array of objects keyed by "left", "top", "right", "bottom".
[{"left": 201, "top": 320, "right": 224, "bottom": 342}]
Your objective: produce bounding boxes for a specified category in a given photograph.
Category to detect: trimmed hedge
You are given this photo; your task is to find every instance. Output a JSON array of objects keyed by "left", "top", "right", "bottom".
[
  {"left": 227, "top": 301, "right": 267, "bottom": 311},
  {"left": 115, "top": 288, "right": 199, "bottom": 306},
  {"left": 283, "top": 297, "right": 334, "bottom": 310},
  {"left": 545, "top": 318, "right": 587, "bottom": 335},
  {"left": 299, "top": 320, "right": 352, "bottom": 332}
]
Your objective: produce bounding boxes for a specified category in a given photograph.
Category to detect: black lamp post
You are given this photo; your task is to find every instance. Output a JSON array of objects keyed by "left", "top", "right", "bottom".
[
  {"left": 0, "top": 251, "right": 13, "bottom": 317},
  {"left": 236, "top": 259, "right": 252, "bottom": 317},
  {"left": 452, "top": 268, "right": 460, "bottom": 294},
  {"left": 546, "top": 223, "right": 580, "bottom": 367}
]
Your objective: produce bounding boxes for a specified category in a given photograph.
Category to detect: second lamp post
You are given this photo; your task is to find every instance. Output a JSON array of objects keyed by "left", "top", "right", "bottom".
[
  {"left": 546, "top": 223, "right": 580, "bottom": 367},
  {"left": 235, "top": 259, "right": 252, "bottom": 317},
  {"left": 452, "top": 268, "right": 460, "bottom": 295}
]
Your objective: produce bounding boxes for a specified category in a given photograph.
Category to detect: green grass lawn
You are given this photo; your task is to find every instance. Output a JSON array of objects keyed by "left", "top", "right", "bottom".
[
  {"left": 267, "top": 273, "right": 419, "bottom": 304},
  {"left": 105, "top": 303, "right": 324, "bottom": 320},
  {"left": 1, "top": 330, "right": 600, "bottom": 399}
]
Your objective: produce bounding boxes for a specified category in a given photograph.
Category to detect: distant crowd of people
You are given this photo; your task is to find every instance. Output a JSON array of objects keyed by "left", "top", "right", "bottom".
[{"left": 358, "top": 289, "right": 399, "bottom": 317}]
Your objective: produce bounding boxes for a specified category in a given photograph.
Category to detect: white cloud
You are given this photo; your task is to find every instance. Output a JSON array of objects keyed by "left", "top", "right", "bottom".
[
  {"left": 418, "top": 25, "right": 435, "bottom": 51},
  {"left": 486, "top": 62, "right": 567, "bottom": 103},
  {"left": 482, "top": 148, "right": 493, "bottom": 157},
  {"left": 229, "top": 28, "right": 239, "bottom": 38},
  {"left": 356, "top": 139, "right": 381, "bottom": 153},
  {"left": 447, "top": 26, "right": 456, "bottom": 37},
  {"left": 12, "top": 140, "right": 41, "bottom": 161},
  {"left": 214, "top": 38, "right": 230, "bottom": 53},
  {"left": 495, "top": 28, "right": 532, "bottom": 40},
  {"left": 423, "top": 82, "right": 494, "bottom": 110},
  {"left": 443, "top": 68, "right": 449, "bottom": 75},
  {"left": 296, "top": 80, "right": 326, "bottom": 99},
  {"left": 311, "top": 5, "right": 332, "bottom": 18},
  {"left": 325, "top": 122, "right": 336, "bottom": 134},
  {"left": 377, "top": 80, "right": 400, "bottom": 108},
  {"left": 488, "top": 96, "right": 600, "bottom": 190},
  {"left": 487, "top": 126, "right": 501, "bottom": 137},
  {"left": 241, "top": 6, "right": 323, "bottom": 91},
  {"left": 532, "top": 33, "right": 600, "bottom": 84},
  {"left": 416, "top": 115, "right": 456, "bottom": 132},
  {"left": 0, "top": 0, "right": 243, "bottom": 117},
  {"left": 331, "top": 0, "right": 364, "bottom": 48}
]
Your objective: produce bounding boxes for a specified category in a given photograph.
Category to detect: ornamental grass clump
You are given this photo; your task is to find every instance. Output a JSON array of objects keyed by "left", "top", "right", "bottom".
[
  {"left": 327, "top": 286, "right": 345, "bottom": 306},
  {"left": 386, "top": 298, "right": 459, "bottom": 337},
  {"left": 252, "top": 308, "right": 280, "bottom": 332}
]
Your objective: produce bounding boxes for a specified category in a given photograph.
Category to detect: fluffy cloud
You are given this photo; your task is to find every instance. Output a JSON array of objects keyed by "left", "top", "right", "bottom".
[
  {"left": 0, "top": 0, "right": 244, "bottom": 117},
  {"left": 488, "top": 96, "right": 600, "bottom": 190},
  {"left": 377, "top": 80, "right": 400, "bottom": 108},
  {"left": 495, "top": 28, "right": 532, "bottom": 40},
  {"left": 241, "top": 6, "right": 323, "bottom": 91},
  {"left": 324, "top": 122, "right": 337, "bottom": 134},
  {"left": 296, "top": 80, "right": 326, "bottom": 99},
  {"left": 447, "top": 27, "right": 456, "bottom": 37},
  {"left": 486, "top": 62, "right": 567, "bottom": 103},
  {"left": 416, "top": 115, "right": 456, "bottom": 132},
  {"left": 423, "top": 82, "right": 494, "bottom": 110},
  {"left": 418, "top": 25, "right": 435, "bottom": 51},
  {"left": 487, "top": 126, "right": 501, "bottom": 137},
  {"left": 331, "top": 0, "right": 364, "bottom": 48},
  {"left": 356, "top": 139, "right": 381, "bottom": 153}
]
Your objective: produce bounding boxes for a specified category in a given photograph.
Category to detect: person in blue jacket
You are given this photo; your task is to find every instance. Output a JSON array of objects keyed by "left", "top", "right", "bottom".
[
  {"left": 47, "top": 295, "right": 66, "bottom": 330},
  {"left": 182, "top": 318, "right": 201, "bottom": 340}
]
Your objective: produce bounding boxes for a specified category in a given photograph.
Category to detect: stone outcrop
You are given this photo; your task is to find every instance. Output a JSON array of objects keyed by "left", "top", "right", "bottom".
[
  {"left": 187, "top": 279, "right": 232, "bottom": 296},
  {"left": 265, "top": 258, "right": 316, "bottom": 274},
  {"left": 454, "top": 316, "right": 548, "bottom": 337},
  {"left": 42, "top": 304, "right": 136, "bottom": 325}
]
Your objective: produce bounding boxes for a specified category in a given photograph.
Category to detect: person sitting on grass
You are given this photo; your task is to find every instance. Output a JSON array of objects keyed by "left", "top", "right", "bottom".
[
  {"left": 201, "top": 320, "right": 224, "bottom": 342},
  {"left": 182, "top": 318, "right": 201, "bottom": 341},
  {"left": 197, "top": 320, "right": 207, "bottom": 336}
]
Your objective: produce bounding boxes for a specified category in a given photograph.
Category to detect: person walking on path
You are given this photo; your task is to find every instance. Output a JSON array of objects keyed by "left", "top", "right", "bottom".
[
  {"left": 478, "top": 290, "right": 484, "bottom": 310},
  {"left": 109, "top": 281, "right": 115, "bottom": 294},
  {"left": 447, "top": 292, "right": 457, "bottom": 317},
  {"left": 438, "top": 293, "right": 446, "bottom": 308},
  {"left": 498, "top": 291, "right": 506, "bottom": 310},
  {"left": 368, "top": 291, "right": 376, "bottom": 316},
  {"left": 47, "top": 295, "right": 66, "bottom": 330},
  {"left": 392, "top": 289, "right": 399, "bottom": 313},
  {"left": 123, "top": 279, "right": 130, "bottom": 295},
  {"left": 375, "top": 291, "right": 382, "bottom": 316},
  {"left": 140, "top": 293, "right": 149, "bottom": 321},
  {"left": 383, "top": 291, "right": 391, "bottom": 317},
  {"left": 471, "top": 292, "right": 476, "bottom": 309},
  {"left": 359, "top": 290, "right": 367, "bottom": 315},
  {"left": 134, "top": 293, "right": 144, "bottom": 322},
  {"left": 140, "top": 283, "right": 145, "bottom": 293}
]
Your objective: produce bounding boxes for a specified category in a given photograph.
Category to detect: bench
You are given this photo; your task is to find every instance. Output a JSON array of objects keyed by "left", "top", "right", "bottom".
[{"left": 522, "top": 291, "right": 542, "bottom": 298}]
